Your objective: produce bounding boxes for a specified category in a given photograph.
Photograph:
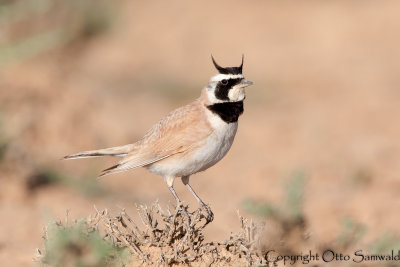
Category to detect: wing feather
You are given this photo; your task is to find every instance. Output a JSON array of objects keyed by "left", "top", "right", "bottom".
[
  {"left": 99, "top": 100, "right": 212, "bottom": 177},
  {"left": 99, "top": 154, "right": 172, "bottom": 177}
]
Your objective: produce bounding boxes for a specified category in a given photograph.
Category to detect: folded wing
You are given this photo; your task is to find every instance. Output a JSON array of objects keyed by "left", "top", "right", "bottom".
[{"left": 99, "top": 101, "right": 211, "bottom": 177}]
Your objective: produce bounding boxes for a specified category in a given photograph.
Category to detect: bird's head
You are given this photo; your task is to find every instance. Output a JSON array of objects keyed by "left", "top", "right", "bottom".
[{"left": 206, "top": 55, "right": 253, "bottom": 104}]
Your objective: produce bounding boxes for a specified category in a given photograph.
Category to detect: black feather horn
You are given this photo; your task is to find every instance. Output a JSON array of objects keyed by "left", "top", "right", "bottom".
[
  {"left": 211, "top": 55, "right": 226, "bottom": 73},
  {"left": 211, "top": 55, "right": 244, "bottom": 75},
  {"left": 238, "top": 54, "right": 244, "bottom": 74}
]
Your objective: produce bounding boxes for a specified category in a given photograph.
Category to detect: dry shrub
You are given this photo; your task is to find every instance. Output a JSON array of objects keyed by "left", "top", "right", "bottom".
[{"left": 37, "top": 203, "right": 266, "bottom": 266}]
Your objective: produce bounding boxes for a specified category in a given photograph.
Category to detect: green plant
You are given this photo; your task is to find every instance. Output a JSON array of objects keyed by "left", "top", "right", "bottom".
[
  {"left": 41, "top": 221, "right": 130, "bottom": 267},
  {"left": 0, "top": 118, "right": 8, "bottom": 162},
  {"left": 336, "top": 217, "right": 366, "bottom": 250},
  {"left": 27, "top": 167, "right": 106, "bottom": 197},
  {"left": 242, "top": 170, "right": 307, "bottom": 224},
  {"left": 0, "top": 0, "right": 116, "bottom": 67},
  {"left": 284, "top": 170, "right": 306, "bottom": 221},
  {"left": 370, "top": 233, "right": 400, "bottom": 254}
]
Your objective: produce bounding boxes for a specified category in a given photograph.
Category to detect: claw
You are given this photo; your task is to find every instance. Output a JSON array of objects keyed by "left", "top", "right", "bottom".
[{"left": 199, "top": 202, "right": 214, "bottom": 224}]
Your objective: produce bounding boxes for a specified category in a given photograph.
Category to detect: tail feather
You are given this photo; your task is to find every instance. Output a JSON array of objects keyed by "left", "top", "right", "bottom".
[
  {"left": 98, "top": 154, "right": 173, "bottom": 178},
  {"left": 98, "top": 163, "right": 120, "bottom": 177},
  {"left": 63, "top": 144, "right": 135, "bottom": 160}
]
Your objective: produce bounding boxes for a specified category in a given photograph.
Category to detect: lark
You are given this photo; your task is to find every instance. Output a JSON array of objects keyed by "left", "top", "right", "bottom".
[{"left": 64, "top": 56, "right": 253, "bottom": 221}]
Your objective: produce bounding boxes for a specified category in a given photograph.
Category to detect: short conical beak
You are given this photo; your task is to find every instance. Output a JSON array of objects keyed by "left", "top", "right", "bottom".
[{"left": 240, "top": 80, "right": 254, "bottom": 88}]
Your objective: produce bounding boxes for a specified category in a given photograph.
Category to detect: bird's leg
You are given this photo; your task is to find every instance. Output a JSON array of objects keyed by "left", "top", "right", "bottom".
[
  {"left": 164, "top": 176, "right": 190, "bottom": 220},
  {"left": 181, "top": 176, "right": 214, "bottom": 223},
  {"left": 165, "top": 176, "right": 182, "bottom": 204},
  {"left": 168, "top": 185, "right": 181, "bottom": 203}
]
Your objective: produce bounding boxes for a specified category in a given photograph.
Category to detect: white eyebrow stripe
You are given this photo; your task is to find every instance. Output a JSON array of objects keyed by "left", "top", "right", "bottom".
[{"left": 210, "top": 74, "right": 244, "bottom": 82}]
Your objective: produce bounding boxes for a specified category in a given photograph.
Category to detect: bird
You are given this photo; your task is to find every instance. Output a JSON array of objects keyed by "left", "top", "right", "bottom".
[{"left": 63, "top": 56, "right": 253, "bottom": 222}]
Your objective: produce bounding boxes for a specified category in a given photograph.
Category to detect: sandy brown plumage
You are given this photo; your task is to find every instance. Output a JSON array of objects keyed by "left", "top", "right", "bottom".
[
  {"left": 98, "top": 99, "right": 213, "bottom": 177},
  {"left": 63, "top": 56, "right": 253, "bottom": 222}
]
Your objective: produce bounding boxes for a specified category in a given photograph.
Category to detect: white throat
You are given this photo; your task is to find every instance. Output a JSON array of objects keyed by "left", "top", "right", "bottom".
[{"left": 206, "top": 73, "right": 246, "bottom": 104}]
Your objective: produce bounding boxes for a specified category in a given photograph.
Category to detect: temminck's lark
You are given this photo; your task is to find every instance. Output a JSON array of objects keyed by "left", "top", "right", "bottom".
[{"left": 64, "top": 56, "right": 253, "bottom": 221}]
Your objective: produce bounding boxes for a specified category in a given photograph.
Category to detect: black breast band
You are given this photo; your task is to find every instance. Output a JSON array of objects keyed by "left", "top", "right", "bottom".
[{"left": 206, "top": 101, "right": 244, "bottom": 123}]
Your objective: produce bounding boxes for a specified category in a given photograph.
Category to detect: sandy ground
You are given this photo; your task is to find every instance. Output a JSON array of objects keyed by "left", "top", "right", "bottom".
[{"left": 1, "top": 1, "right": 400, "bottom": 265}]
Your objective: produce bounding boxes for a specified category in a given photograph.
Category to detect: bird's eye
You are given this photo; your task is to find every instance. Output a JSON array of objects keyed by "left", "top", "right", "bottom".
[{"left": 221, "top": 79, "right": 228, "bottom": 85}]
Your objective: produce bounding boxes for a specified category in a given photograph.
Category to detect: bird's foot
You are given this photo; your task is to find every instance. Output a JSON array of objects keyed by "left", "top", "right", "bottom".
[{"left": 199, "top": 202, "right": 214, "bottom": 224}]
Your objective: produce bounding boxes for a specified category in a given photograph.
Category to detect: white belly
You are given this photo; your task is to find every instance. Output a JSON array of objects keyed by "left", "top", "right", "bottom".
[
  {"left": 187, "top": 121, "right": 238, "bottom": 174},
  {"left": 148, "top": 114, "right": 238, "bottom": 177}
]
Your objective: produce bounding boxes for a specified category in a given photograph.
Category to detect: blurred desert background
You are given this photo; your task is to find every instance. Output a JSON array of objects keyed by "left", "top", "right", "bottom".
[{"left": 1, "top": 0, "right": 400, "bottom": 266}]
